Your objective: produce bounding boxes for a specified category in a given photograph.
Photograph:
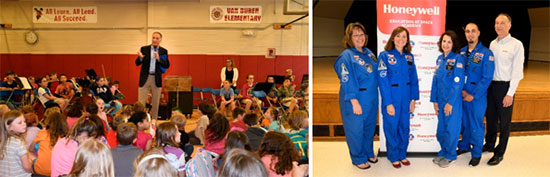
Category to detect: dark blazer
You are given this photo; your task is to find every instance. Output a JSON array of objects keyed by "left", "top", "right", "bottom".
[{"left": 135, "top": 45, "right": 170, "bottom": 87}]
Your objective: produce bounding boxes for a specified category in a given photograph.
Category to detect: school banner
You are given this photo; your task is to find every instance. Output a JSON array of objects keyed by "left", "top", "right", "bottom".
[
  {"left": 377, "top": 0, "right": 446, "bottom": 153},
  {"left": 32, "top": 7, "right": 97, "bottom": 23},
  {"left": 210, "top": 6, "right": 262, "bottom": 24}
]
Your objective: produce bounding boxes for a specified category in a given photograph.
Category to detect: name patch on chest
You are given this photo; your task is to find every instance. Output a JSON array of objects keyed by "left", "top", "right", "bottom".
[
  {"left": 446, "top": 59, "right": 455, "bottom": 70},
  {"left": 406, "top": 55, "right": 413, "bottom": 65}
]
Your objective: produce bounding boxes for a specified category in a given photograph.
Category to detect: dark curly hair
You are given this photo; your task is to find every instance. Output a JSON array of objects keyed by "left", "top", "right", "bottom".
[
  {"left": 257, "top": 132, "right": 300, "bottom": 176},
  {"left": 206, "top": 113, "right": 229, "bottom": 143},
  {"left": 67, "top": 102, "right": 83, "bottom": 118},
  {"left": 437, "top": 30, "right": 460, "bottom": 53}
]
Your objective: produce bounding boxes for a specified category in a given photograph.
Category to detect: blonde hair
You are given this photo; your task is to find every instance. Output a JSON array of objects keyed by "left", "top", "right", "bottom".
[
  {"left": 133, "top": 148, "right": 177, "bottom": 177},
  {"left": 288, "top": 110, "right": 308, "bottom": 131},
  {"left": 0, "top": 110, "right": 24, "bottom": 160},
  {"left": 0, "top": 104, "right": 9, "bottom": 116},
  {"left": 343, "top": 22, "right": 368, "bottom": 49},
  {"left": 68, "top": 139, "right": 115, "bottom": 177},
  {"left": 44, "top": 107, "right": 61, "bottom": 118},
  {"left": 169, "top": 113, "right": 186, "bottom": 130}
]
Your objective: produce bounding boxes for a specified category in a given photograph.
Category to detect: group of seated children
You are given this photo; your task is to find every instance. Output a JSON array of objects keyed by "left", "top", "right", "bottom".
[
  {"left": 219, "top": 72, "right": 307, "bottom": 120},
  {"left": 0, "top": 97, "right": 309, "bottom": 177}
]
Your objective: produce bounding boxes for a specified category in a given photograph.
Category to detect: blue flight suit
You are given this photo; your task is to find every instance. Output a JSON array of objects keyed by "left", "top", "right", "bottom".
[
  {"left": 430, "top": 51, "right": 465, "bottom": 160},
  {"left": 334, "top": 48, "right": 379, "bottom": 165},
  {"left": 377, "top": 49, "right": 419, "bottom": 163},
  {"left": 457, "top": 42, "right": 495, "bottom": 158}
]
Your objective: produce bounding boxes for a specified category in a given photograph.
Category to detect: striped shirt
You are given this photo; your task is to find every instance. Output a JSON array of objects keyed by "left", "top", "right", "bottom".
[{"left": 0, "top": 137, "right": 31, "bottom": 177}]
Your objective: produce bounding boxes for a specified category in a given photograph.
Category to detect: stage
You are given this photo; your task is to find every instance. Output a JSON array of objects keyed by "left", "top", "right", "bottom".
[{"left": 313, "top": 58, "right": 550, "bottom": 141}]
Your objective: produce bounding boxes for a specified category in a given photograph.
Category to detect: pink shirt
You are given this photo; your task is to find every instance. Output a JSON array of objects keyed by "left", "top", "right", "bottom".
[
  {"left": 50, "top": 138, "right": 78, "bottom": 177},
  {"left": 230, "top": 120, "right": 248, "bottom": 132},
  {"left": 66, "top": 116, "right": 79, "bottom": 129},
  {"left": 134, "top": 131, "right": 152, "bottom": 151},
  {"left": 261, "top": 154, "right": 292, "bottom": 177},
  {"left": 204, "top": 131, "right": 226, "bottom": 155}
]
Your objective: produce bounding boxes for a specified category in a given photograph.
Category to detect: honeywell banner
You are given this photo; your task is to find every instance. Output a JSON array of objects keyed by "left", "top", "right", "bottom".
[{"left": 377, "top": 0, "right": 446, "bottom": 153}]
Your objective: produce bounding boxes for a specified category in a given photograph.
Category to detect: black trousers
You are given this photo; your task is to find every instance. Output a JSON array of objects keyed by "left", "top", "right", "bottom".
[{"left": 485, "top": 81, "right": 513, "bottom": 157}]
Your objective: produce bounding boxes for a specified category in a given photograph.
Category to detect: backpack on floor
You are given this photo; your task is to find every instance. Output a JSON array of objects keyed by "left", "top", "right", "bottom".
[{"left": 184, "top": 148, "right": 218, "bottom": 177}]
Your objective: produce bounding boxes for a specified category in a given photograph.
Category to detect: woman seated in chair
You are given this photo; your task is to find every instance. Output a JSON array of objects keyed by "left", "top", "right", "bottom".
[
  {"left": 277, "top": 76, "right": 298, "bottom": 115},
  {"left": 220, "top": 80, "right": 236, "bottom": 116}
]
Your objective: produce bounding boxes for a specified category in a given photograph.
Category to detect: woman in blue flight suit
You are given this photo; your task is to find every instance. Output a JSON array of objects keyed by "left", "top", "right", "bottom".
[
  {"left": 334, "top": 22, "right": 379, "bottom": 170},
  {"left": 377, "top": 26, "right": 419, "bottom": 169},
  {"left": 430, "top": 30, "right": 465, "bottom": 168}
]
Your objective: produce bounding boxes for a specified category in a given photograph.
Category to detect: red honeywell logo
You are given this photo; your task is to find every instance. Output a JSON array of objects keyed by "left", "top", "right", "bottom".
[{"left": 383, "top": 4, "right": 440, "bottom": 16}]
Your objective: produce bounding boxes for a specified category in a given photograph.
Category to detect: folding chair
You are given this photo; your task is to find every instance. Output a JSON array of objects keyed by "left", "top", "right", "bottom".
[
  {"left": 210, "top": 89, "right": 220, "bottom": 108},
  {"left": 201, "top": 88, "right": 213, "bottom": 104},
  {"left": 234, "top": 89, "right": 242, "bottom": 108},
  {"left": 193, "top": 87, "right": 202, "bottom": 101},
  {"left": 192, "top": 87, "right": 202, "bottom": 109}
]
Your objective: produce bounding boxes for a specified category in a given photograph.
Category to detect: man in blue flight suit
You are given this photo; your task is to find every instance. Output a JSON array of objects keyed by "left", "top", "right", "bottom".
[
  {"left": 334, "top": 23, "right": 379, "bottom": 169},
  {"left": 456, "top": 23, "right": 495, "bottom": 166},
  {"left": 431, "top": 31, "right": 465, "bottom": 168}
]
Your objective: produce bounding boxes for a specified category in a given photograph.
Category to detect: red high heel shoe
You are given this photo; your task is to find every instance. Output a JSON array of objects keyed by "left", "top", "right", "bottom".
[
  {"left": 401, "top": 159, "right": 411, "bottom": 166},
  {"left": 392, "top": 162, "right": 401, "bottom": 169}
]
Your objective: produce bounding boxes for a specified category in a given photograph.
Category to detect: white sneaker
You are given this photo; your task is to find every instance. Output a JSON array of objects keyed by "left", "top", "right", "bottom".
[
  {"left": 432, "top": 156, "right": 444, "bottom": 165},
  {"left": 438, "top": 158, "right": 455, "bottom": 168}
]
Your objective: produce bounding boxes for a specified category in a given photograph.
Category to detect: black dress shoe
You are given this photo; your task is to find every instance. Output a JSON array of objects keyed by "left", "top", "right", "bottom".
[
  {"left": 488, "top": 155, "right": 503, "bottom": 165},
  {"left": 457, "top": 149, "right": 471, "bottom": 156},
  {"left": 482, "top": 146, "right": 494, "bottom": 152},
  {"left": 469, "top": 157, "right": 481, "bottom": 166}
]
